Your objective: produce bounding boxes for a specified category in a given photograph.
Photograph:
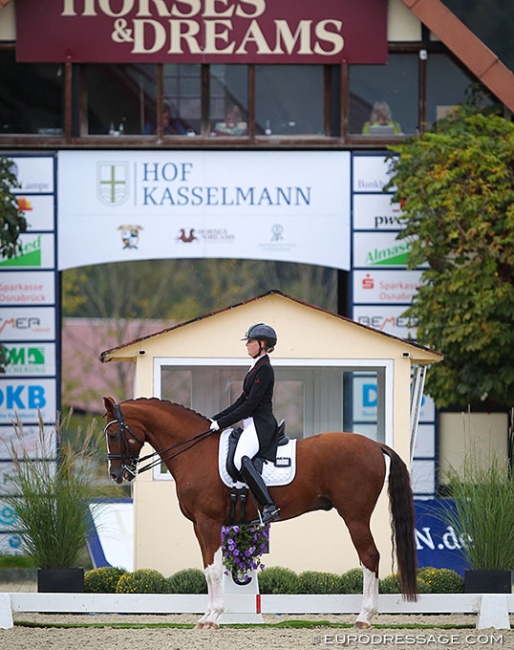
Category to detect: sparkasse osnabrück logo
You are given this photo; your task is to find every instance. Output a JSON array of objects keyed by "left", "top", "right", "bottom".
[{"left": 97, "top": 162, "right": 130, "bottom": 206}]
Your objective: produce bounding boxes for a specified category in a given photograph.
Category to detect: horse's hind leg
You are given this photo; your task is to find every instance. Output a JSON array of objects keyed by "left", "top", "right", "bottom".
[{"left": 345, "top": 519, "right": 380, "bottom": 629}]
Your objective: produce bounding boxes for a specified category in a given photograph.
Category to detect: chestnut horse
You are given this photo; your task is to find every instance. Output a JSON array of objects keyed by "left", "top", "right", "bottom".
[{"left": 103, "top": 396, "right": 417, "bottom": 628}]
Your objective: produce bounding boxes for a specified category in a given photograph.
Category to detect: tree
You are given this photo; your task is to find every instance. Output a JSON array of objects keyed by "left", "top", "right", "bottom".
[
  {"left": 386, "top": 106, "right": 514, "bottom": 408},
  {"left": 0, "top": 157, "right": 28, "bottom": 373}
]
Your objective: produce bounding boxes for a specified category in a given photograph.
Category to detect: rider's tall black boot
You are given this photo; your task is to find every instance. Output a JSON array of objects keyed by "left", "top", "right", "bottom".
[{"left": 239, "top": 456, "right": 280, "bottom": 525}]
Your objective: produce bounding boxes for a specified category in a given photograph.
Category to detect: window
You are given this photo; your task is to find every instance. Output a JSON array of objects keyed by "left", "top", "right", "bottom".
[
  {"left": 163, "top": 63, "right": 201, "bottom": 136},
  {"left": 210, "top": 64, "right": 249, "bottom": 137},
  {"left": 255, "top": 65, "right": 324, "bottom": 136},
  {"left": 85, "top": 64, "right": 157, "bottom": 135},
  {"left": 0, "top": 51, "right": 64, "bottom": 135},
  {"left": 348, "top": 53, "right": 419, "bottom": 136}
]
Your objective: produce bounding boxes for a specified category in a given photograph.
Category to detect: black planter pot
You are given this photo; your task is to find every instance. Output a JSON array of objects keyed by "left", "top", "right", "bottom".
[
  {"left": 464, "top": 569, "right": 512, "bottom": 594},
  {"left": 37, "top": 567, "right": 85, "bottom": 593}
]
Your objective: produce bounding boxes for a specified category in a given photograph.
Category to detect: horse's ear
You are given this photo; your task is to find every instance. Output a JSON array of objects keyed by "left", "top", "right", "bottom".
[{"left": 103, "top": 396, "right": 116, "bottom": 414}]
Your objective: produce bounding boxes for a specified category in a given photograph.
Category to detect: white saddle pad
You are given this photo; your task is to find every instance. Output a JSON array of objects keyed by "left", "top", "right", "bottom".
[{"left": 218, "top": 429, "right": 297, "bottom": 488}]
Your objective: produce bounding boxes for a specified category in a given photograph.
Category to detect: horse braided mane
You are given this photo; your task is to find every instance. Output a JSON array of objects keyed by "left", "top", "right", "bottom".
[{"left": 130, "top": 396, "right": 209, "bottom": 422}]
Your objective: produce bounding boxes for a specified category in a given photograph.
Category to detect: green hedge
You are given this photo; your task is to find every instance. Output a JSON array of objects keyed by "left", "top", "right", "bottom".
[{"left": 84, "top": 565, "right": 465, "bottom": 594}]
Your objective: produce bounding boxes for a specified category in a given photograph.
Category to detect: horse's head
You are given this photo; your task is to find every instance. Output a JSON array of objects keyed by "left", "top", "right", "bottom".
[{"left": 103, "top": 396, "right": 146, "bottom": 483}]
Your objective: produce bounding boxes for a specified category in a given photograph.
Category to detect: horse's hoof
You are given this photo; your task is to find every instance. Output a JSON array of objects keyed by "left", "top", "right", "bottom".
[
  {"left": 356, "top": 621, "right": 371, "bottom": 629},
  {"left": 194, "top": 623, "right": 205, "bottom": 629},
  {"left": 200, "top": 622, "right": 219, "bottom": 630}
]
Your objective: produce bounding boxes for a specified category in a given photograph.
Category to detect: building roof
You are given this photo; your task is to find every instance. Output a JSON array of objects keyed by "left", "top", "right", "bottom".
[
  {"left": 402, "top": 0, "right": 514, "bottom": 112},
  {"left": 100, "top": 290, "right": 444, "bottom": 365}
]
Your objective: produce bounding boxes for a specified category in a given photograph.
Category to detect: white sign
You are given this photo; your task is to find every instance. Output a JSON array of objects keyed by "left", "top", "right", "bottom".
[
  {"left": 0, "top": 307, "right": 56, "bottom": 341},
  {"left": 18, "top": 194, "right": 55, "bottom": 232},
  {"left": 353, "top": 270, "right": 423, "bottom": 304},
  {"left": 352, "top": 305, "right": 417, "bottom": 338},
  {"left": 58, "top": 151, "right": 351, "bottom": 270},
  {"left": 0, "top": 272, "right": 55, "bottom": 306},
  {"left": 353, "top": 193, "right": 402, "bottom": 230},
  {"left": 3, "top": 343, "right": 56, "bottom": 377},
  {"left": 352, "top": 155, "right": 396, "bottom": 193},
  {"left": 0, "top": 424, "right": 57, "bottom": 460},
  {"left": 0, "top": 378, "right": 57, "bottom": 423},
  {"left": 353, "top": 231, "right": 414, "bottom": 268},
  {"left": 6, "top": 156, "right": 55, "bottom": 194},
  {"left": 0, "top": 234, "right": 55, "bottom": 270}
]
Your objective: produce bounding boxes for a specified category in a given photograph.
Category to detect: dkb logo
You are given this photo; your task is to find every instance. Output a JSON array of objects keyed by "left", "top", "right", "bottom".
[{"left": 0, "top": 385, "right": 46, "bottom": 409}]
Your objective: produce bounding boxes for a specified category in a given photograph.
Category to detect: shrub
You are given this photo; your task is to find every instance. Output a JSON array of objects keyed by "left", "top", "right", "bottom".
[
  {"left": 298, "top": 570, "right": 343, "bottom": 594},
  {"left": 84, "top": 567, "right": 126, "bottom": 593},
  {"left": 116, "top": 568, "right": 170, "bottom": 594},
  {"left": 258, "top": 566, "right": 300, "bottom": 594},
  {"left": 417, "top": 567, "right": 464, "bottom": 593},
  {"left": 379, "top": 573, "right": 431, "bottom": 594},
  {"left": 340, "top": 568, "right": 363, "bottom": 594},
  {"left": 167, "top": 568, "right": 207, "bottom": 594}
]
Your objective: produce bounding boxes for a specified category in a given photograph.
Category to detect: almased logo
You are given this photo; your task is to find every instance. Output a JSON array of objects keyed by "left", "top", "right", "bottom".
[
  {"left": 0, "top": 236, "right": 42, "bottom": 268},
  {"left": 366, "top": 241, "right": 411, "bottom": 266}
]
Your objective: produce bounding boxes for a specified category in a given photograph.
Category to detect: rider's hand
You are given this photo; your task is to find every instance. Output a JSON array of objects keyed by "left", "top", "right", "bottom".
[{"left": 209, "top": 419, "right": 220, "bottom": 431}]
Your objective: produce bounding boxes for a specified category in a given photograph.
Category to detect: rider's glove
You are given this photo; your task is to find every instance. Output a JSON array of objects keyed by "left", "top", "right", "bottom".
[{"left": 209, "top": 419, "right": 220, "bottom": 431}]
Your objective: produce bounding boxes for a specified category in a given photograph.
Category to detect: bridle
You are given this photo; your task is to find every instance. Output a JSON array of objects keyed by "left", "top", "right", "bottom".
[{"left": 104, "top": 402, "right": 216, "bottom": 478}]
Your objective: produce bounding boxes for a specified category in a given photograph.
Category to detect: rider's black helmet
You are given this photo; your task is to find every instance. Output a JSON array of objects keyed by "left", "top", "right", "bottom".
[{"left": 242, "top": 323, "right": 277, "bottom": 350}]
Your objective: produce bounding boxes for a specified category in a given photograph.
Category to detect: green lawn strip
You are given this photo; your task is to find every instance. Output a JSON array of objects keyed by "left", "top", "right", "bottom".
[{"left": 14, "top": 619, "right": 474, "bottom": 630}]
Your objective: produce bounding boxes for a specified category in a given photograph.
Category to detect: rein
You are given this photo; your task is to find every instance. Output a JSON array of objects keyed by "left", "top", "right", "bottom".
[{"left": 105, "top": 403, "right": 215, "bottom": 477}]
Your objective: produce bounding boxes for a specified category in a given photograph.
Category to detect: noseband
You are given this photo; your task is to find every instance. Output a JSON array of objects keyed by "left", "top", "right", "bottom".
[
  {"left": 105, "top": 402, "right": 216, "bottom": 478},
  {"left": 104, "top": 403, "right": 143, "bottom": 480}
]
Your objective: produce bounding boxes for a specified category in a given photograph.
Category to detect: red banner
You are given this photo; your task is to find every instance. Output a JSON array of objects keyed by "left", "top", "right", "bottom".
[{"left": 15, "top": 0, "right": 387, "bottom": 64}]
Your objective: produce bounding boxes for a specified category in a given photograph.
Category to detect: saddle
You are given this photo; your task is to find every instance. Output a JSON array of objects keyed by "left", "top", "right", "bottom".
[{"left": 219, "top": 420, "right": 297, "bottom": 488}]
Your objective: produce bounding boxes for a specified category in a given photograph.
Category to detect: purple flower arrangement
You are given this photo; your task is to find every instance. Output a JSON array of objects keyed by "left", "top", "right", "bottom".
[{"left": 221, "top": 523, "right": 270, "bottom": 582}]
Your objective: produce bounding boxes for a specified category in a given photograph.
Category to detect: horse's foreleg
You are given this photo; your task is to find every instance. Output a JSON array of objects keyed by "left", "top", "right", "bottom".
[{"left": 196, "top": 547, "right": 224, "bottom": 629}]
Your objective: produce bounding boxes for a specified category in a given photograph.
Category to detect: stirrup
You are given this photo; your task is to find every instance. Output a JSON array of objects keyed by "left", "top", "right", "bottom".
[{"left": 250, "top": 504, "right": 281, "bottom": 526}]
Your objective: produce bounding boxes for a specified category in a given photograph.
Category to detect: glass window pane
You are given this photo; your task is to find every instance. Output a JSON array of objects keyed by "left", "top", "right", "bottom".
[
  {"left": 349, "top": 53, "right": 418, "bottom": 135},
  {"left": 255, "top": 65, "right": 324, "bottom": 136},
  {"left": 86, "top": 64, "right": 157, "bottom": 135},
  {"left": 0, "top": 51, "right": 63, "bottom": 135},
  {"left": 274, "top": 380, "right": 304, "bottom": 440},
  {"left": 161, "top": 369, "right": 192, "bottom": 406},
  {"left": 163, "top": 63, "right": 201, "bottom": 135},
  {"left": 210, "top": 65, "right": 248, "bottom": 137},
  {"left": 426, "top": 53, "right": 491, "bottom": 125}
]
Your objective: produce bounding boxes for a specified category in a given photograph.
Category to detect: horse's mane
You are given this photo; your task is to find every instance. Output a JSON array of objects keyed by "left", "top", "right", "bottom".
[{"left": 128, "top": 396, "right": 209, "bottom": 422}]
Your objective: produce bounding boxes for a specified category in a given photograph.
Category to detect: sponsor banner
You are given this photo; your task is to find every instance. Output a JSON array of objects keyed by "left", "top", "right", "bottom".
[
  {"left": 352, "top": 154, "right": 395, "bottom": 194},
  {"left": 413, "top": 424, "right": 435, "bottom": 458},
  {"left": 352, "top": 305, "right": 417, "bottom": 338},
  {"left": 0, "top": 307, "right": 56, "bottom": 341},
  {"left": 0, "top": 379, "right": 57, "bottom": 424},
  {"left": 0, "top": 460, "right": 57, "bottom": 495},
  {"left": 353, "top": 231, "right": 415, "bottom": 269},
  {"left": 0, "top": 500, "right": 19, "bottom": 531},
  {"left": 16, "top": 0, "right": 387, "bottom": 65},
  {"left": 3, "top": 343, "right": 56, "bottom": 377},
  {"left": 0, "top": 234, "right": 55, "bottom": 270},
  {"left": 0, "top": 424, "right": 57, "bottom": 460},
  {"left": 352, "top": 374, "right": 378, "bottom": 424},
  {"left": 58, "top": 150, "right": 351, "bottom": 270},
  {"left": 353, "top": 269, "right": 423, "bottom": 304},
  {"left": 2, "top": 156, "right": 55, "bottom": 194},
  {"left": 0, "top": 533, "right": 24, "bottom": 554},
  {"left": 0, "top": 272, "right": 56, "bottom": 306},
  {"left": 415, "top": 499, "right": 469, "bottom": 574},
  {"left": 412, "top": 460, "right": 435, "bottom": 496},
  {"left": 17, "top": 195, "right": 55, "bottom": 232},
  {"left": 353, "top": 193, "right": 402, "bottom": 231}
]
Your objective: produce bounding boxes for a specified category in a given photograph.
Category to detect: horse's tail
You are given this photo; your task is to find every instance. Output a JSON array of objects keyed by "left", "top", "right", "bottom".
[{"left": 380, "top": 443, "right": 418, "bottom": 601}]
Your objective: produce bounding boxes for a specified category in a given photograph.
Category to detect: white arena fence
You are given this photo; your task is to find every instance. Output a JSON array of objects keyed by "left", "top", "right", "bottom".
[{"left": 0, "top": 593, "right": 513, "bottom": 630}]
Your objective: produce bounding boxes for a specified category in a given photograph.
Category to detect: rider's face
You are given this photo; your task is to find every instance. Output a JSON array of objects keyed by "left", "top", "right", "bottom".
[{"left": 245, "top": 339, "right": 260, "bottom": 357}]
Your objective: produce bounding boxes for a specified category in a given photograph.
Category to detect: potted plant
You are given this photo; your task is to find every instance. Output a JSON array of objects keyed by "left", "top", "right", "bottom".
[
  {"left": 6, "top": 412, "right": 100, "bottom": 592},
  {"left": 440, "top": 448, "right": 514, "bottom": 593}
]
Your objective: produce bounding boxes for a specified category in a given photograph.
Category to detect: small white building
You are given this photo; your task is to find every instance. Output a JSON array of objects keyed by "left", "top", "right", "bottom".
[{"left": 101, "top": 290, "right": 442, "bottom": 576}]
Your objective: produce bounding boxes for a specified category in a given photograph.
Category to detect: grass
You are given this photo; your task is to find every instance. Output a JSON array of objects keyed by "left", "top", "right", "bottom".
[{"left": 13, "top": 620, "right": 475, "bottom": 630}]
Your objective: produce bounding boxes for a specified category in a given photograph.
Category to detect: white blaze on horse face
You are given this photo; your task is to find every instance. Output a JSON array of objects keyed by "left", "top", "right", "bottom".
[{"left": 356, "top": 564, "right": 378, "bottom": 627}]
